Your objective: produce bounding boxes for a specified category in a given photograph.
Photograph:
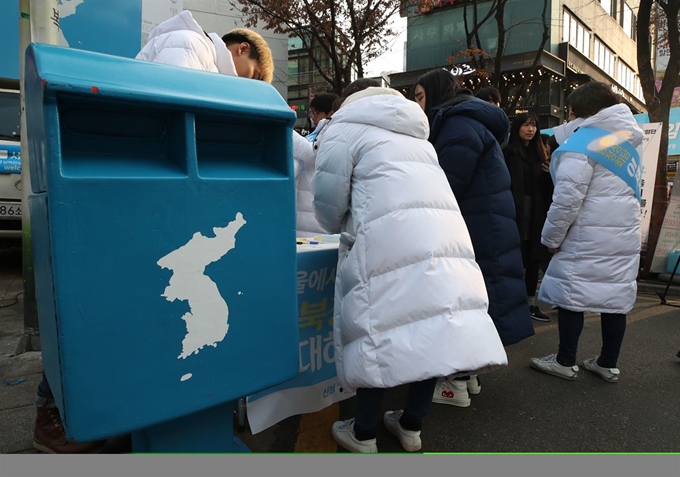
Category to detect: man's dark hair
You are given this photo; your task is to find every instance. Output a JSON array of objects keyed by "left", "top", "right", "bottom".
[
  {"left": 567, "top": 81, "right": 622, "bottom": 118},
  {"left": 476, "top": 87, "right": 502, "bottom": 105},
  {"left": 334, "top": 78, "right": 382, "bottom": 108},
  {"left": 414, "top": 69, "right": 462, "bottom": 119},
  {"left": 341, "top": 79, "right": 381, "bottom": 101},
  {"left": 309, "top": 93, "right": 339, "bottom": 115}
]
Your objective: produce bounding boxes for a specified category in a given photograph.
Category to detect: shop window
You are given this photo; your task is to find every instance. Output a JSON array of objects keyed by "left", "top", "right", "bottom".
[
  {"left": 594, "top": 38, "right": 616, "bottom": 78},
  {"left": 617, "top": 61, "right": 635, "bottom": 93},
  {"left": 563, "top": 10, "right": 591, "bottom": 58},
  {"left": 599, "top": 0, "right": 613, "bottom": 16},
  {"left": 621, "top": 2, "right": 635, "bottom": 40}
]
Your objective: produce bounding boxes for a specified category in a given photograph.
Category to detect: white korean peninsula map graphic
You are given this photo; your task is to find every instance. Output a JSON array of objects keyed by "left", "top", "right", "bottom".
[{"left": 157, "top": 213, "right": 246, "bottom": 381}]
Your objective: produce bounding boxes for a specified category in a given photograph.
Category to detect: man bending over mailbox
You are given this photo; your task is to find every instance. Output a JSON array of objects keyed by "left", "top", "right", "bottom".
[{"left": 136, "top": 10, "right": 273, "bottom": 82}]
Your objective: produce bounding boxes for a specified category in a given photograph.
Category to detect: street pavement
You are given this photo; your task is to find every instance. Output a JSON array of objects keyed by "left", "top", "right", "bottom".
[{"left": 1, "top": 245, "right": 679, "bottom": 454}]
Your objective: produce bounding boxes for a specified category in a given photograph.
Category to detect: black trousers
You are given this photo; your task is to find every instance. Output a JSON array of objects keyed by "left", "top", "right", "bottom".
[
  {"left": 353, "top": 378, "right": 438, "bottom": 441},
  {"left": 555, "top": 308, "right": 627, "bottom": 368}
]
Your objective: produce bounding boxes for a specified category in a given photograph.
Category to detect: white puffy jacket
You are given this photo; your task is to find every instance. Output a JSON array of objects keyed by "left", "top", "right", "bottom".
[
  {"left": 312, "top": 87, "right": 507, "bottom": 392},
  {"left": 136, "top": 11, "right": 238, "bottom": 75},
  {"left": 293, "top": 131, "right": 325, "bottom": 236},
  {"left": 539, "top": 104, "right": 643, "bottom": 314}
]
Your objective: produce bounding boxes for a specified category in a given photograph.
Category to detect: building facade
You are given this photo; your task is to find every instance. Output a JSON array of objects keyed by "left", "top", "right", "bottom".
[{"left": 390, "top": 0, "right": 645, "bottom": 128}]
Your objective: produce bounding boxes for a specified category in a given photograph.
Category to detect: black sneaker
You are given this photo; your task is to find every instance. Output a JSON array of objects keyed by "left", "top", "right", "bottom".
[{"left": 530, "top": 305, "right": 550, "bottom": 322}]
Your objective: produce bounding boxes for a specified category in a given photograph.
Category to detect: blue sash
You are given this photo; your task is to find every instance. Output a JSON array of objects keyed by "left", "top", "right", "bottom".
[{"left": 551, "top": 127, "right": 641, "bottom": 202}]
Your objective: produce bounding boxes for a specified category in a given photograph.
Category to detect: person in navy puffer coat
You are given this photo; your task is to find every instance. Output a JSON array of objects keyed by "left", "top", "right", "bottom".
[{"left": 413, "top": 69, "right": 534, "bottom": 406}]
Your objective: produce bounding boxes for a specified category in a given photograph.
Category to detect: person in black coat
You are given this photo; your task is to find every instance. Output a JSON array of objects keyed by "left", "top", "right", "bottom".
[
  {"left": 413, "top": 69, "right": 534, "bottom": 408},
  {"left": 503, "top": 113, "right": 554, "bottom": 322}
]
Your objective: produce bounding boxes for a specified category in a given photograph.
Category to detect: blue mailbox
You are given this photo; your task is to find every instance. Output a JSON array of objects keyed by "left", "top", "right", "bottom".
[{"left": 25, "top": 43, "right": 299, "bottom": 452}]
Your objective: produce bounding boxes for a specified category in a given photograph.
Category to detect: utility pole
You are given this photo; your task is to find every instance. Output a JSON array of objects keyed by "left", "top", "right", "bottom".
[{"left": 16, "top": 0, "right": 61, "bottom": 354}]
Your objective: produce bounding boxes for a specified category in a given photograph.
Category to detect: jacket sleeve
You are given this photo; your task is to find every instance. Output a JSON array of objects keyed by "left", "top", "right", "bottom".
[
  {"left": 434, "top": 122, "right": 484, "bottom": 198},
  {"left": 292, "top": 130, "right": 314, "bottom": 186},
  {"left": 146, "top": 46, "right": 207, "bottom": 71},
  {"left": 311, "top": 125, "right": 353, "bottom": 234},
  {"left": 541, "top": 152, "right": 594, "bottom": 248}
]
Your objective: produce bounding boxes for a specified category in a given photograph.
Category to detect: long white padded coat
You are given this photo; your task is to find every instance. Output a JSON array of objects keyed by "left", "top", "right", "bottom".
[
  {"left": 538, "top": 104, "right": 643, "bottom": 314},
  {"left": 311, "top": 87, "right": 508, "bottom": 393}
]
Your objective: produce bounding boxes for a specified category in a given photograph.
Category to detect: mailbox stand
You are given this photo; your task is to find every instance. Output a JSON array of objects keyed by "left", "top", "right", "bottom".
[{"left": 131, "top": 403, "right": 247, "bottom": 453}]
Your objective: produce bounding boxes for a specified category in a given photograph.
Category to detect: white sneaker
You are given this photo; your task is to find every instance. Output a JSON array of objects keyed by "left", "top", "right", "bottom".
[
  {"left": 383, "top": 410, "right": 422, "bottom": 452},
  {"left": 582, "top": 357, "right": 620, "bottom": 383},
  {"left": 432, "top": 377, "right": 471, "bottom": 407},
  {"left": 331, "top": 419, "right": 378, "bottom": 453},
  {"left": 530, "top": 353, "right": 579, "bottom": 380},
  {"left": 467, "top": 375, "right": 481, "bottom": 395}
]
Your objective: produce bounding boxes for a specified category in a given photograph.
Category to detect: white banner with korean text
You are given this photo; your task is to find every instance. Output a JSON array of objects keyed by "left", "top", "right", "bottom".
[
  {"left": 639, "top": 123, "right": 662, "bottom": 251},
  {"left": 246, "top": 244, "right": 354, "bottom": 434}
]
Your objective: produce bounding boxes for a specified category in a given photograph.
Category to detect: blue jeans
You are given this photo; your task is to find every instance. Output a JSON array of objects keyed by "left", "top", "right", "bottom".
[
  {"left": 556, "top": 308, "right": 626, "bottom": 368},
  {"left": 36, "top": 372, "right": 56, "bottom": 408},
  {"left": 353, "top": 377, "right": 438, "bottom": 441}
]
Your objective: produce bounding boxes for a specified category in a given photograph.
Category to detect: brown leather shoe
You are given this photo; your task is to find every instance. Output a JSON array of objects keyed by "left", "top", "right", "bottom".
[{"left": 33, "top": 407, "right": 107, "bottom": 454}]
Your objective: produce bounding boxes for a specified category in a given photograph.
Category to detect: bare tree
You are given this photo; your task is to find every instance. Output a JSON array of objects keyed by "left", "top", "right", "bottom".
[
  {"left": 234, "top": 0, "right": 403, "bottom": 94},
  {"left": 419, "top": 0, "right": 549, "bottom": 109},
  {"left": 637, "top": 0, "right": 680, "bottom": 276}
]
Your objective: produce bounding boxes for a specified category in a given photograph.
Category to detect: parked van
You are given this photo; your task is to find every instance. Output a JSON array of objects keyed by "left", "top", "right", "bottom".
[{"left": 0, "top": 88, "right": 22, "bottom": 245}]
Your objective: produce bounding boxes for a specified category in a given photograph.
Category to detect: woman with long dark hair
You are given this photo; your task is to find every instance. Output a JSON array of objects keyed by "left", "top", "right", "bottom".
[
  {"left": 413, "top": 69, "right": 534, "bottom": 408},
  {"left": 503, "top": 113, "right": 553, "bottom": 322}
]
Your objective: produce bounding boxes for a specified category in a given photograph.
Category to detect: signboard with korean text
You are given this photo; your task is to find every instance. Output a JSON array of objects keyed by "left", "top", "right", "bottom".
[
  {"left": 634, "top": 109, "right": 680, "bottom": 156},
  {"left": 0, "top": 143, "right": 21, "bottom": 174},
  {"left": 246, "top": 243, "right": 355, "bottom": 435},
  {"left": 639, "top": 123, "right": 662, "bottom": 251},
  {"left": 651, "top": 172, "right": 680, "bottom": 273}
]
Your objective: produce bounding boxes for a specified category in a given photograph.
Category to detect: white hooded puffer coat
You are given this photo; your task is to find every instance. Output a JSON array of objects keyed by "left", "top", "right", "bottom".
[
  {"left": 312, "top": 87, "right": 507, "bottom": 392},
  {"left": 539, "top": 104, "right": 643, "bottom": 314}
]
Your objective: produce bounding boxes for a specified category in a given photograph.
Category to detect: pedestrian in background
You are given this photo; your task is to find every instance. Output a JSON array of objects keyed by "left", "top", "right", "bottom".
[
  {"left": 475, "top": 87, "right": 502, "bottom": 107},
  {"left": 312, "top": 78, "right": 507, "bottom": 453},
  {"left": 413, "top": 69, "right": 533, "bottom": 408},
  {"left": 503, "top": 113, "right": 553, "bottom": 322},
  {"left": 476, "top": 87, "right": 508, "bottom": 147},
  {"left": 541, "top": 133, "right": 556, "bottom": 158},
  {"left": 306, "top": 92, "right": 339, "bottom": 143},
  {"left": 530, "top": 81, "right": 643, "bottom": 383}
]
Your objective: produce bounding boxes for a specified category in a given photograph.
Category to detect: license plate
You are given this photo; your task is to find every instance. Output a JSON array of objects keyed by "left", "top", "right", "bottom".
[{"left": 0, "top": 202, "right": 21, "bottom": 218}]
